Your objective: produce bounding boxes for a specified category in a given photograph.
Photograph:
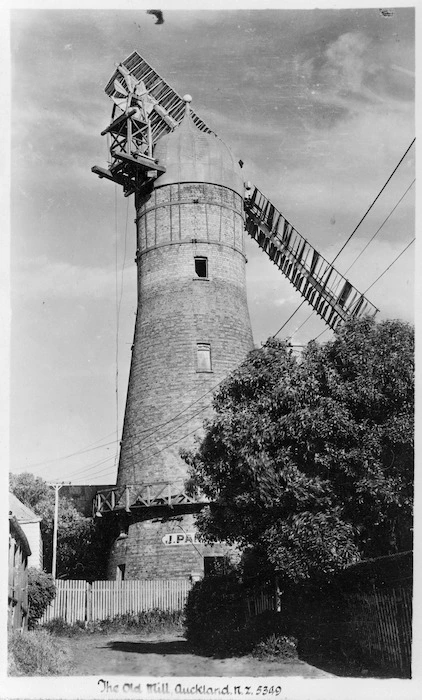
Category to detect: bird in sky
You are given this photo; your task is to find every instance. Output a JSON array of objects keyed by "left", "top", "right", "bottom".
[{"left": 146, "top": 10, "right": 164, "bottom": 25}]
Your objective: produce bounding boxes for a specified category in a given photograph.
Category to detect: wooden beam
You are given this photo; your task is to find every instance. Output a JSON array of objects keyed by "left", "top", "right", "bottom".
[
  {"left": 101, "top": 109, "right": 137, "bottom": 136},
  {"left": 111, "top": 150, "right": 166, "bottom": 173},
  {"left": 91, "top": 165, "right": 126, "bottom": 185}
]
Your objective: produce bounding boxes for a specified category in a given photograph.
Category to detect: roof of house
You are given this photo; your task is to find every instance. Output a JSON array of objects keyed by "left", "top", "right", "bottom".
[
  {"left": 9, "top": 514, "right": 32, "bottom": 557},
  {"left": 9, "top": 492, "right": 42, "bottom": 523}
]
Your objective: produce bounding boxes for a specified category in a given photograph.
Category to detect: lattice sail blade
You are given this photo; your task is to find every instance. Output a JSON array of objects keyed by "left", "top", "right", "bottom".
[
  {"left": 113, "top": 78, "right": 128, "bottom": 96},
  {"left": 244, "top": 186, "right": 379, "bottom": 330},
  {"left": 104, "top": 51, "right": 216, "bottom": 145},
  {"left": 112, "top": 96, "right": 128, "bottom": 110}
]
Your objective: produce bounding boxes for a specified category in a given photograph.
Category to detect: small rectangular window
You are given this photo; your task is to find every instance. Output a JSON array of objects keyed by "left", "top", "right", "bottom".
[
  {"left": 116, "top": 564, "right": 125, "bottom": 581},
  {"left": 195, "top": 257, "right": 208, "bottom": 278},
  {"left": 197, "top": 343, "right": 212, "bottom": 372}
]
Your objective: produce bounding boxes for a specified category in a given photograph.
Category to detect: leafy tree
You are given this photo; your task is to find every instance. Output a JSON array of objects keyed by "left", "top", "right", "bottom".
[
  {"left": 27, "top": 568, "right": 56, "bottom": 629},
  {"left": 183, "top": 317, "right": 414, "bottom": 582},
  {"left": 9, "top": 473, "right": 108, "bottom": 579}
]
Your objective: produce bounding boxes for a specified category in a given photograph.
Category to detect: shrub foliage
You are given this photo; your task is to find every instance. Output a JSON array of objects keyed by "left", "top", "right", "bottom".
[
  {"left": 27, "top": 568, "right": 56, "bottom": 629},
  {"left": 185, "top": 576, "right": 291, "bottom": 657},
  {"left": 9, "top": 472, "right": 109, "bottom": 578},
  {"left": 41, "top": 609, "right": 184, "bottom": 636},
  {"left": 8, "top": 629, "right": 72, "bottom": 676},
  {"left": 184, "top": 318, "right": 414, "bottom": 582}
]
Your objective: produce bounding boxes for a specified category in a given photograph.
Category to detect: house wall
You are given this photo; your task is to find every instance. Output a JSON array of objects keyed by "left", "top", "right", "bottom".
[
  {"left": 21, "top": 521, "right": 43, "bottom": 570},
  {"left": 8, "top": 518, "right": 30, "bottom": 631}
]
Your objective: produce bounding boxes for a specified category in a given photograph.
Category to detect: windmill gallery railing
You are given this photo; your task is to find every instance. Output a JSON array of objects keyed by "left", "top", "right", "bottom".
[
  {"left": 244, "top": 186, "right": 379, "bottom": 330},
  {"left": 93, "top": 481, "right": 208, "bottom": 516}
]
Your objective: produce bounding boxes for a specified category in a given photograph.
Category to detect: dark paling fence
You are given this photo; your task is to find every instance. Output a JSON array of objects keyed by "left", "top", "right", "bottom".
[
  {"left": 344, "top": 581, "right": 412, "bottom": 676},
  {"left": 245, "top": 588, "right": 276, "bottom": 618},
  {"left": 281, "top": 551, "right": 412, "bottom": 677},
  {"left": 41, "top": 579, "right": 193, "bottom": 624}
]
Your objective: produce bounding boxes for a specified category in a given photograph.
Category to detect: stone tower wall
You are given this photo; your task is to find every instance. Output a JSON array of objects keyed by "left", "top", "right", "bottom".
[
  {"left": 108, "top": 513, "right": 238, "bottom": 580},
  {"left": 108, "top": 181, "right": 254, "bottom": 579},
  {"left": 116, "top": 182, "right": 253, "bottom": 486}
]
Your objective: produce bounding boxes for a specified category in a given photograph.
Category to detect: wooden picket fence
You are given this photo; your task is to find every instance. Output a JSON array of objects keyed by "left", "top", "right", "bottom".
[
  {"left": 245, "top": 588, "right": 276, "bottom": 618},
  {"left": 41, "top": 579, "right": 193, "bottom": 624}
]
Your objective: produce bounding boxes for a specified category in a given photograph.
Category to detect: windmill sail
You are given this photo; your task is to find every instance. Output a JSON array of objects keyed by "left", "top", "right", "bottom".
[
  {"left": 92, "top": 51, "right": 218, "bottom": 196},
  {"left": 94, "top": 51, "right": 379, "bottom": 330},
  {"left": 104, "top": 51, "right": 216, "bottom": 145},
  {"left": 244, "top": 186, "right": 379, "bottom": 330}
]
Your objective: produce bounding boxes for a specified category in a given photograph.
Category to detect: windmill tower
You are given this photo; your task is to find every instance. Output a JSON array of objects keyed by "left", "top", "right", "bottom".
[{"left": 92, "top": 53, "right": 378, "bottom": 581}]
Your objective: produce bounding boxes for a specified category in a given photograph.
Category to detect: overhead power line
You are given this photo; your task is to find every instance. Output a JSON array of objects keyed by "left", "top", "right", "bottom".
[
  {"left": 26, "top": 371, "right": 221, "bottom": 474},
  {"left": 114, "top": 184, "right": 119, "bottom": 464},
  {"left": 25, "top": 146, "right": 416, "bottom": 481},
  {"left": 363, "top": 238, "right": 415, "bottom": 294},
  {"left": 330, "top": 138, "right": 415, "bottom": 265},
  {"left": 61, "top": 455, "right": 116, "bottom": 481},
  {"left": 289, "top": 177, "right": 415, "bottom": 342},
  {"left": 277, "top": 139, "right": 415, "bottom": 340},
  {"left": 129, "top": 405, "right": 209, "bottom": 456},
  {"left": 343, "top": 179, "right": 415, "bottom": 276},
  {"left": 311, "top": 236, "right": 416, "bottom": 344},
  {"left": 57, "top": 235, "right": 416, "bottom": 480},
  {"left": 272, "top": 300, "right": 307, "bottom": 338},
  {"left": 24, "top": 438, "right": 118, "bottom": 471},
  {"left": 114, "top": 193, "right": 131, "bottom": 471},
  {"left": 65, "top": 233, "right": 416, "bottom": 477},
  {"left": 69, "top": 464, "right": 118, "bottom": 483}
]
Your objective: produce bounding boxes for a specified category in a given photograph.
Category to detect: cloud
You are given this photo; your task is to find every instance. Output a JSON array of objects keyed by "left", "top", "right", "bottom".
[
  {"left": 301, "top": 30, "right": 414, "bottom": 121},
  {"left": 321, "top": 32, "right": 370, "bottom": 93}
]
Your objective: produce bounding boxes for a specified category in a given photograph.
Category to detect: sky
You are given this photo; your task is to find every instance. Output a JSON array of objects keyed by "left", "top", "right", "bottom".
[{"left": 6, "top": 3, "right": 415, "bottom": 487}]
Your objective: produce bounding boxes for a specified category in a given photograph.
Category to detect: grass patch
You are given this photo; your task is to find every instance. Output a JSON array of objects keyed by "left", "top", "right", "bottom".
[
  {"left": 8, "top": 629, "right": 72, "bottom": 676},
  {"left": 40, "top": 609, "right": 185, "bottom": 636}
]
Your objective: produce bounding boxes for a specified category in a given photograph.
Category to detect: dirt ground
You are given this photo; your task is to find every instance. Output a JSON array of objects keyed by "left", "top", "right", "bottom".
[{"left": 65, "top": 632, "right": 334, "bottom": 677}]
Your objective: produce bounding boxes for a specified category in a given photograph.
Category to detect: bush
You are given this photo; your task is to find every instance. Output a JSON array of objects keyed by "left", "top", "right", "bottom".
[
  {"left": 27, "top": 568, "right": 56, "bottom": 629},
  {"left": 185, "top": 577, "right": 291, "bottom": 657},
  {"left": 41, "top": 618, "right": 82, "bottom": 636},
  {"left": 8, "top": 629, "right": 72, "bottom": 675},
  {"left": 40, "top": 609, "right": 184, "bottom": 636},
  {"left": 185, "top": 575, "right": 246, "bottom": 654},
  {"left": 86, "top": 610, "right": 185, "bottom": 635},
  {"left": 252, "top": 633, "right": 298, "bottom": 660}
]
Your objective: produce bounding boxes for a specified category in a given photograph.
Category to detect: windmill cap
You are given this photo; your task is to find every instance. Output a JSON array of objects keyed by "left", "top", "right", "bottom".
[{"left": 153, "top": 107, "right": 243, "bottom": 195}]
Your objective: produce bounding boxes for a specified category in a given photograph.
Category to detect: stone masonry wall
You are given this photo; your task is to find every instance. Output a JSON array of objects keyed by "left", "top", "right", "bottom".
[
  {"left": 117, "top": 182, "right": 253, "bottom": 486},
  {"left": 109, "top": 182, "right": 254, "bottom": 578},
  {"left": 107, "top": 512, "right": 236, "bottom": 580}
]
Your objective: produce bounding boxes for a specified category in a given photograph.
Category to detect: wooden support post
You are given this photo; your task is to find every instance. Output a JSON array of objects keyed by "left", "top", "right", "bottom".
[
  {"left": 86, "top": 581, "right": 92, "bottom": 624},
  {"left": 275, "top": 575, "right": 282, "bottom": 613},
  {"left": 48, "top": 482, "right": 65, "bottom": 579},
  {"left": 127, "top": 117, "right": 132, "bottom": 155}
]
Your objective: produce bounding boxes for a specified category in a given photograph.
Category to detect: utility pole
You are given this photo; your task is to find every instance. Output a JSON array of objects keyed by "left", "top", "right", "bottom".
[{"left": 48, "top": 482, "right": 68, "bottom": 580}]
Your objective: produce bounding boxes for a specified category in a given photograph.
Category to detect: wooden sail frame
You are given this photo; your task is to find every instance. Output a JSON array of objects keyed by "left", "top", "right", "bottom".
[
  {"left": 244, "top": 186, "right": 379, "bottom": 329},
  {"left": 93, "top": 51, "right": 379, "bottom": 328}
]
